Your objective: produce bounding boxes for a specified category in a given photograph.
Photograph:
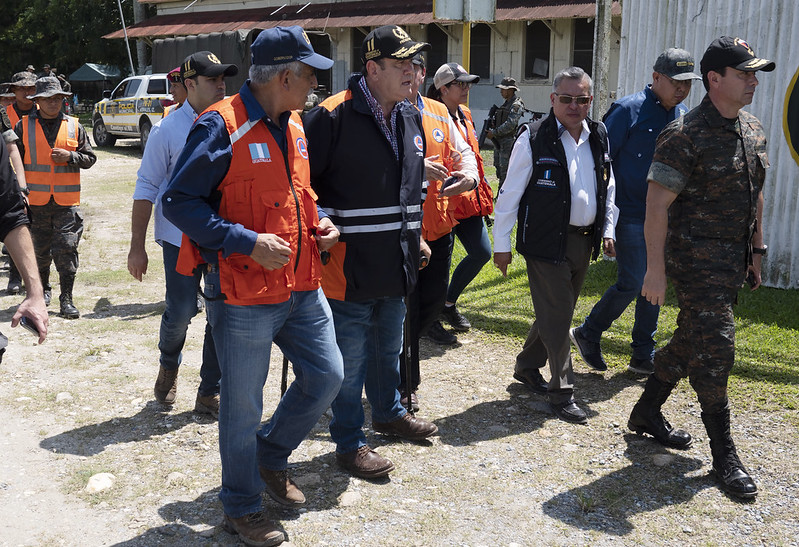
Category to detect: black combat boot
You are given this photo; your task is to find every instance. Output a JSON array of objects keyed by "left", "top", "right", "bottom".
[
  {"left": 628, "top": 375, "right": 692, "bottom": 449},
  {"left": 40, "top": 268, "right": 52, "bottom": 306},
  {"left": 59, "top": 273, "right": 80, "bottom": 319},
  {"left": 701, "top": 407, "right": 758, "bottom": 499},
  {"left": 6, "top": 258, "right": 22, "bottom": 295}
]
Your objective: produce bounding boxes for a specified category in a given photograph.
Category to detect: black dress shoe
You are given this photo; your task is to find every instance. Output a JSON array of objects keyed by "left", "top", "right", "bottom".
[
  {"left": 569, "top": 327, "right": 607, "bottom": 371},
  {"left": 551, "top": 400, "right": 588, "bottom": 424},
  {"left": 628, "top": 357, "right": 655, "bottom": 375},
  {"left": 513, "top": 369, "right": 548, "bottom": 395}
]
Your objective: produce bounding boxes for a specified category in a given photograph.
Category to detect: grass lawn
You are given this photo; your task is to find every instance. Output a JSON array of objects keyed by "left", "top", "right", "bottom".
[{"left": 452, "top": 149, "right": 799, "bottom": 414}]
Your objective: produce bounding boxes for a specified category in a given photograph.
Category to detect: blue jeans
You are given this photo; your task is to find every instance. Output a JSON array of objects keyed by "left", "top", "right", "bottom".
[
  {"left": 580, "top": 219, "right": 659, "bottom": 360},
  {"left": 447, "top": 215, "right": 491, "bottom": 304},
  {"left": 159, "top": 242, "right": 220, "bottom": 396},
  {"left": 204, "top": 271, "right": 344, "bottom": 518},
  {"left": 328, "top": 297, "right": 407, "bottom": 454}
]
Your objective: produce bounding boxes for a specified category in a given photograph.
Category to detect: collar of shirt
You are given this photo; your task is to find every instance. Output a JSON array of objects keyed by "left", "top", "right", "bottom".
[
  {"left": 238, "top": 80, "right": 290, "bottom": 154},
  {"left": 699, "top": 93, "right": 739, "bottom": 132},
  {"left": 555, "top": 117, "right": 590, "bottom": 145},
  {"left": 357, "top": 74, "right": 400, "bottom": 161}
]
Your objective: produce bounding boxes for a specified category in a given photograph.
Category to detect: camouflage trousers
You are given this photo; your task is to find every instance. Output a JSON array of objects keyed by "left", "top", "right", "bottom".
[
  {"left": 30, "top": 199, "right": 84, "bottom": 282},
  {"left": 654, "top": 279, "right": 737, "bottom": 414},
  {"left": 494, "top": 139, "right": 513, "bottom": 190}
]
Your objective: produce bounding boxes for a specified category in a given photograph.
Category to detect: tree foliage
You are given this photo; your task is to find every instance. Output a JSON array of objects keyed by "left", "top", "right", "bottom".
[{"left": 0, "top": 0, "right": 154, "bottom": 81}]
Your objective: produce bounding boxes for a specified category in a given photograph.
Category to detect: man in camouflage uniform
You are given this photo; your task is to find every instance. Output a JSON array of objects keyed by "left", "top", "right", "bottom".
[
  {"left": 487, "top": 77, "right": 524, "bottom": 191},
  {"left": 630, "top": 36, "right": 773, "bottom": 500}
]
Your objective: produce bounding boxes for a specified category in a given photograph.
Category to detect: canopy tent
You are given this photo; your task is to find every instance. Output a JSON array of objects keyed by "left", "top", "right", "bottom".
[{"left": 69, "top": 63, "right": 122, "bottom": 82}]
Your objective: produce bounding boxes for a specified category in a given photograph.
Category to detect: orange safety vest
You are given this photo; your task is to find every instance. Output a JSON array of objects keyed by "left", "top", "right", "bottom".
[
  {"left": 177, "top": 96, "right": 322, "bottom": 306},
  {"left": 419, "top": 96, "right": 458, "bottom": 241},
  {"left": 448, "top": 105, "right": 494, "bottom": 220},
  {"left": 7, "top": 105, "right": 19, "bottom": 127},
  {"left": 22, "top": 114, "right": 81, "bottom": 206}
]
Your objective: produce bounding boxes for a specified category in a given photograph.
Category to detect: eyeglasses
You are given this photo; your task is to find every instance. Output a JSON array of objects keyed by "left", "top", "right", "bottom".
[
  {"left": 554, "top": 93, "right": 591, "bottom": 105},
  {"left": 447, "top": 81, "right": 471, "bottom": 89}
]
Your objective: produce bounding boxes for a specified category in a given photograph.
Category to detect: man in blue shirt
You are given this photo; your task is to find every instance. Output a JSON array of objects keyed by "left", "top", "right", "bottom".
[
  {"left": 570, "top": 49, "right": 700, "bottom": 375},
  {"left": 162, "top": 27, "right": 343, "bottom": 546},
  {"left": 128, "top": 51, "right": 238, "bottom": 417}
]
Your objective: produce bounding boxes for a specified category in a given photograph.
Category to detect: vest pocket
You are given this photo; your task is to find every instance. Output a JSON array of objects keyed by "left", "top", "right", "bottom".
[{"left": 218, "top": 253, "right": 290, "bottom": 301}]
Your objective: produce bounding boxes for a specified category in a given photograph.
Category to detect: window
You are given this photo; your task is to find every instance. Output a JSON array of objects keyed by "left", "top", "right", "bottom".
[
  {"left": 524, "top": 21, "right": 551, "bottom": 79},
  {"left": 308, "top": 32, "right": 333, "bottom": 92},
  {"left": 426, "top": 25, "right": 448, "bottom": 79},
  {"left": 352, "top": 28, "right": 368, "bottom": 73},
  {"left": 147, "top": 77, "right": 166, "bottom": 95},
  {"left": 469, "top": 23, "right": 491, "bottom": 79},
  {"left": 572, "top": 18, "right": 595, "bottom": 76}
]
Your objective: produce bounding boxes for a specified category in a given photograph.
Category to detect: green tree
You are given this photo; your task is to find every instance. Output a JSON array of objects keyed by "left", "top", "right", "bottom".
[{"left": 0, "top": 0, "right": 154, "bottom": 81}]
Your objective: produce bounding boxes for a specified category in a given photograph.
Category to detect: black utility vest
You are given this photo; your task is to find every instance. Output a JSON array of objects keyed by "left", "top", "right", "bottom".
[{"left": 515, "top": 113, "right": 611, "bottom": 263}]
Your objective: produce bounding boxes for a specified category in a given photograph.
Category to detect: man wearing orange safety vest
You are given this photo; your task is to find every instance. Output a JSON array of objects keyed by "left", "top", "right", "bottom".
[
  {"left": 14, "top": 76, "right": 96, "bottom": 319},
  {"left": 399, "top": 53, "right": 477, "bottom": 410},
  {"left": 162, "top": 26, "right": 343, "bottom": 546}
]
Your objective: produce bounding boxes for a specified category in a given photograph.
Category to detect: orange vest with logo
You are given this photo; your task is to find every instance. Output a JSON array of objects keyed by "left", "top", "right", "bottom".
[
  {"left": 419, "top": 97, "right": 458, "bottom": 241},
  {"left": 448, "top": 105, "right": 494, "bottom": 219},
  {"left": 22, "top": 114, "right": 81, "bottom": 206},
  {"left": 177, "top": 96, "right": 321, "bottom": 306}
]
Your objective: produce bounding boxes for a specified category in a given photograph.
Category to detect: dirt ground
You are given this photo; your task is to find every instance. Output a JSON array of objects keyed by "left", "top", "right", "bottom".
[{"left": 0, "top": 142, "right": 797, "bottom": 547}]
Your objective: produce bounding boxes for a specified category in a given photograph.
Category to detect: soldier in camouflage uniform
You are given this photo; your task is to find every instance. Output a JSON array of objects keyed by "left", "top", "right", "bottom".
[
  {"left": 487, "top": 77, "right": 524, "bottom": 191},
  {"left": 630, "top": 36, "right": 774, "bottom": 500}
]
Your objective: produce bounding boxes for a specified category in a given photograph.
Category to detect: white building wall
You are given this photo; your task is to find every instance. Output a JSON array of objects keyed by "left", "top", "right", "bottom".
[{"left": 619, "top": 0, "right": 799, "bottom": 288}]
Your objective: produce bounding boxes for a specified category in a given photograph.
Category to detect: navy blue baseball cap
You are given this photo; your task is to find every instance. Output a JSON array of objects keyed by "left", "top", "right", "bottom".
[{"left": 251, "top": 26, "right": 334, "bottom": 70}]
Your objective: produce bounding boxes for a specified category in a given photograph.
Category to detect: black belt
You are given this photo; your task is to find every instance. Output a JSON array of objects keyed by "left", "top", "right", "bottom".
[{"left": 568, "top": 224, "right": 594, "bottom": 236}]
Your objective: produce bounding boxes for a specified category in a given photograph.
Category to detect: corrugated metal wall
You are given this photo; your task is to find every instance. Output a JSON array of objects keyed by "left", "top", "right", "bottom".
[{"left": 618, "top": 0, "right": 799, "bottom": 288}]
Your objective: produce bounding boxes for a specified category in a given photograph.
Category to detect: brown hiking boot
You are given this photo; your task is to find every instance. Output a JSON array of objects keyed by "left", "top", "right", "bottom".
[
  {"left": 194, "top": 392, "right": 219, "bottom": 419},
  {"left": 223, "top": 512, "right": 285, "bottom": 546},
  {"left": 154, "top": 366, "right": 178, "bottom": 405},
  {"left": 373, "top": 413, "right": 438, "bottom": 440},
  {"left": 259, "top": 467, "right": 306, "bottom": 506},
  {"left": 336, "top": 445, "right": 395, "bottom": 479}
]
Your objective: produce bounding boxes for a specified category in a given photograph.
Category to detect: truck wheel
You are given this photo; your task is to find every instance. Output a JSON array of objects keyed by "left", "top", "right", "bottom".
[
  {"left": 92, "top": 118, "right": 116, "bottom": 147},
  {"left": 140, "top": 119, "right": 152, "bottom": 152}
]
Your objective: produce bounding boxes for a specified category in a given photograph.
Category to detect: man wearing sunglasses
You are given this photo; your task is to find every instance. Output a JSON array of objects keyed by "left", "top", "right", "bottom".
[
  {"left": 570, "top": 49, "right": 700, "bottom": 377},
  {"left": 493, "top": 66, "right": 617, "bottom": 425}
]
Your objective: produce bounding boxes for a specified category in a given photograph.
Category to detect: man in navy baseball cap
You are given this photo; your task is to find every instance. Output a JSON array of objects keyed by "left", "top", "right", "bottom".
[{"left": 252, "top": 25, "right": 334, "bottom": 70}]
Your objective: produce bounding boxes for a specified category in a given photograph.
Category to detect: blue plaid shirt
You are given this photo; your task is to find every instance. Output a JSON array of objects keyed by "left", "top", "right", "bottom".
[{"left": 357, "top": 75, "right": 400, "bottom": 161}]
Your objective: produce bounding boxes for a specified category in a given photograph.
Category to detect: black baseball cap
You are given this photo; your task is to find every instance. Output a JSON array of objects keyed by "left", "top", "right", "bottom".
[
  {"left": 361, "top": 25, "right": 430, "bottom": 65},
  {"left": 251, "top": 26, "right": 334, "bottom": 70},
  {"left": 181, "top": 51, "right": 238, "bottom": 80},
  {"left": 653, "top": 48, "right": 701, "bottom": 80},
  {"left": 700, "top": 36, "right": 775, "bottom": 75}
]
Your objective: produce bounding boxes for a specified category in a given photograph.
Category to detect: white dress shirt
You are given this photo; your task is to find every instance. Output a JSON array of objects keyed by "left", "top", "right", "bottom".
[
  {"left": 132, "top": 102, "right": 198, "bottom": 248},
  {"left": 493, "top": 119, "right": 617, "bottom": 253}
]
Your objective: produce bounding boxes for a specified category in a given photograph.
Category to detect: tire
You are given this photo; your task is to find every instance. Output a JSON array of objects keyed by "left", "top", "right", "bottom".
[
  {"left": 92, "top": 118, "right": 116, "bottom": 147},
  {"left": 140, "top": 119, "right": 152, "bottom": 152}
]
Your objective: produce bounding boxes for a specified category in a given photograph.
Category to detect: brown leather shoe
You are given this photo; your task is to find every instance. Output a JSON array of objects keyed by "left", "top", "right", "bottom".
[
  {"left": 373, "top": 413, "right": 438, "bottom": 440},
  {"left": 154, "top": 366, "right": 178, "bottom": 405},
  {"left": 259, "top": 467, "right": 305, "bottom": 506},
  {"left": 336, "top": 445, "right": 395, "bottom": 479},
  {"left": 194, "top": 393, "right": 219, "bottom": 419},
  {"left": 223, "top": 511, "right": 285, "bottom": 546}
]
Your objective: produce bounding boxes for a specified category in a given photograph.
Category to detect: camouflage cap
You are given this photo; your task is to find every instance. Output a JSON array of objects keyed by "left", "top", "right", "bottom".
[
  {"left": 6, "top": 71, "right": 38, "bottom": 88},
  {"left": 28, "top": 76, "right": 72, "bottom": 99}
]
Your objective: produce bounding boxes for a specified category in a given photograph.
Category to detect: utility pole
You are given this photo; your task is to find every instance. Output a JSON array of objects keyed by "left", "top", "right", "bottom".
[
  {"left": 592, "top": 0, "right": 612, "bottom": 120},
  {"left": 133, "top": 0, "right": 148, "bottom": 75}
]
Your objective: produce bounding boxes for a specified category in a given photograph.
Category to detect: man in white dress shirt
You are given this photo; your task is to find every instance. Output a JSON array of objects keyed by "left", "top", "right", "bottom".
[
  {"left": 493, "top": 66, "right": 618, "bottom": 424},
  {"left": 127, "top": 51, "right": 238, "bottom": 416}
]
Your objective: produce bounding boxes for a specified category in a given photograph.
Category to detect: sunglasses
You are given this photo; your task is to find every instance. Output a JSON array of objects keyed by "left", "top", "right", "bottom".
[{"left": 554, "top": 93, "right": 591, "bottom": 105}]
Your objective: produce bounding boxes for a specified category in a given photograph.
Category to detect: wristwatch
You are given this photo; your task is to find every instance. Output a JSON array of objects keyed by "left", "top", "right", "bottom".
[
  {"left": 20, "top": 186, "right": 29, "bottom": 196},
  {"left": 752, "top": 245, "right": 768, "bottom": 256}
]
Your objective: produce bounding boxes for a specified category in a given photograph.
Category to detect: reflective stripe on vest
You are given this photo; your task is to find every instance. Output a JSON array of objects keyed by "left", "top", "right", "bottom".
[
  {"left": 23, "top": 115, "right": 81, "bottom": 206},
  {"left": 323, "top": 203, "right": 421, "bottom": 234}
]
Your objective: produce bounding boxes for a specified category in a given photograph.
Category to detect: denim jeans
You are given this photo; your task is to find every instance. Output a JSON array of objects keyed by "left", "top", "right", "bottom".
[
  {"left": 580, "top": 219, "right": 659, "bottom": 360},
  {"left": 328, "top": 297, "right": 407, "bottom": 454},
  {"left": 204, "top": 270, "right": 344, "bottom": 518},
  {"left": 447, "top": 215, "right": 491, "bottom": 304},
  {"left": 159, "top": 242, "right": 221, "bottom": 396}
]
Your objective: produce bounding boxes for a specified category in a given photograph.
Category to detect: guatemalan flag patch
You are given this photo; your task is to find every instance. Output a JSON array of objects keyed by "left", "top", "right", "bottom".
[{"left": 249, "top": 143, "right": 272, "bottom": 163}]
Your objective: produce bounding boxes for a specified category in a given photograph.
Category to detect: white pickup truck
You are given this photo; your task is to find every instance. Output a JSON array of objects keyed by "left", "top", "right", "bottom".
[{"left": 92, "top": 73, "right": 174, "bottom": 151}]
